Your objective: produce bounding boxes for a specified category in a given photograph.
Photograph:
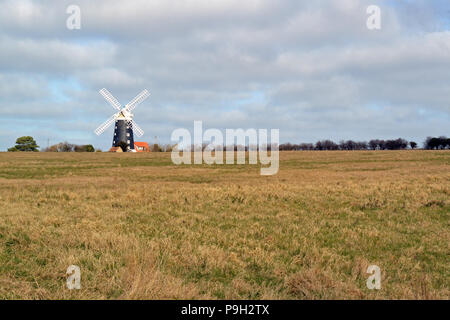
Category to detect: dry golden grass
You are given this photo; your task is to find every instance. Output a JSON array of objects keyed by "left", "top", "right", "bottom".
[{"left": 0, "top": 150, "right": 448, "bottom": 299}]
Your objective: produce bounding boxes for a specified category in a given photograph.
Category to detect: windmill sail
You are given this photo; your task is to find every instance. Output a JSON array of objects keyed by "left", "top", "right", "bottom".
[{"left": 95, "top": 88, "right": 150, "bottom": 151}]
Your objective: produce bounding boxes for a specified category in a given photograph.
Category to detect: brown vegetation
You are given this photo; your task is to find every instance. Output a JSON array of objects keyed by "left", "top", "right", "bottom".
[{"left": 0, "top": 151, "right": 448, "bottom": 299}]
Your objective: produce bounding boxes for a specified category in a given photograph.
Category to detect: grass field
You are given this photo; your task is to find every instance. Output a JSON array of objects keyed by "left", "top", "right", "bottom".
[{"left": 0, "top": 150, "right": 448, "bottom": 299}]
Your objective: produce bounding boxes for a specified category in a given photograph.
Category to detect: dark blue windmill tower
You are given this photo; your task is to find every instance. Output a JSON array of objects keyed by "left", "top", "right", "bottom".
[
  {"left": 112, "top": 110, "right": 136, "bottom": 150},
  {"left": 95, "top": 88, "right": 149, "bottom": 151}
]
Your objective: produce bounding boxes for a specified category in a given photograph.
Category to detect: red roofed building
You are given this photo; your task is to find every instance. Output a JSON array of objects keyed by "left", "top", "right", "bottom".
[{"left": 134, "top": 142, "right": 150, "bottom": 152}]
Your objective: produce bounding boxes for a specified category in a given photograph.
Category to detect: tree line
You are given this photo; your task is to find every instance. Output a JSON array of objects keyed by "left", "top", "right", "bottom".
[
  {"left": 423, "top": 136, "right": 450, "bottom": 150},
  {"left": 44, "top": 142, "right": 96, "bottom": 152},
  {"left": 6, "top": 135, "right": 449, "bottom": 152},
  {"left": 280, "top": 137, "right": 448, "bottom": 151},
  {"left": 7, "top": 137, "right": 96, "bottom": 152}
]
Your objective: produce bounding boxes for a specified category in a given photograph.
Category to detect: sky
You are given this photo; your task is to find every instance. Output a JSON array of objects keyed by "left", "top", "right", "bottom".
[{"left": 0, "top": 0, "right": 449, "bottom": 151}]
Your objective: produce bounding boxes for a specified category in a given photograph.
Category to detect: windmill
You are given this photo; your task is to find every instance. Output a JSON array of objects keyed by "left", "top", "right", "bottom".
[{"left": 94, "top": 88, "right": 150, "bottom": 151}]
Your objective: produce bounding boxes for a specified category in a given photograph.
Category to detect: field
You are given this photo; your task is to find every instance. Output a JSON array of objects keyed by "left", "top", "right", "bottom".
[{"left": 0, "top": 150, "right": 448, "bottom": 299}]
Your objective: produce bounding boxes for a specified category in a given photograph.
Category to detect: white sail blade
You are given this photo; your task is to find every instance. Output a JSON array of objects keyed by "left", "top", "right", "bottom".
[
  {"left": 94, "top": 113, "right": 118, "bottom": 136},
  {"left": 133, "top": 121, "right": 144, "bottom": 137},
  {"left": 125, "top": 89, "right": 150, "bottom": 112},
  {"left": 127, "top": 120, "right": 144, "bottom": 137},
  {"left": 99, "top": 88, "right": 121, "bottom": 111}
]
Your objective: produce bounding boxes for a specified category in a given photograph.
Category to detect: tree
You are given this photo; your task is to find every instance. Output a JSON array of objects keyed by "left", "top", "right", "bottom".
[
  {"left": 58, "top": 142, "right": 75, "bottom": 152},
  {"left": 322, "top": 140, "right": 339, "bottom": 150},
  {"left": 378, "top": 140, "right": 386, "bottom": 150},
  {"left": 8, "top": 136, "right": 39, "bottom": 152},
  {"left": 117, "top": 141, "right": 129, "bottom": 152},
  {"left": 385, "top": 138, "right": 408, "bottom": 150},
  {"left": 279, "top": 143, "right": 294, "bottom": 151},
  {"left": 85, "top": 144, "right": 95, "bottom": 152},
  {"left": 315, "top": 141, "right": 324, "bottom": 150},
  {"left": 369, "top": 140, "right": 378, "bottom": 150},
  {"left": 424, "top": 136, "right": 449, "bottom": 149},
  {"left": 44, "top": 142, "right": 96, "bottom": 152},
  {"left": 164, "top": 144, "right": 174, "bottom": 152},
  {"left": 356, "top": 141, "right": 368, "bottom": 150},
  {"left": 74, "top": 144, "right": 95, "bottom": 152},
  {"left": 429, "top": 138, "right": 440, "bottom": 149},
  {"left": 339, "top": 140, "right": 357, "bottom": 150},
  {"left": 424, "top": 137, "right": 432, "bottom": 150},
  {"left": 299, "top": 143, "right": 314, "bottom": 150},
  {"left": 409, "top": 141, "right": 417, "bottom": 149},
  {"left": 43, "top": 144, "right": 59, "bottom": 152},
  {"left": 151, "top": 143, "right": 163, "bottom": 152}
]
